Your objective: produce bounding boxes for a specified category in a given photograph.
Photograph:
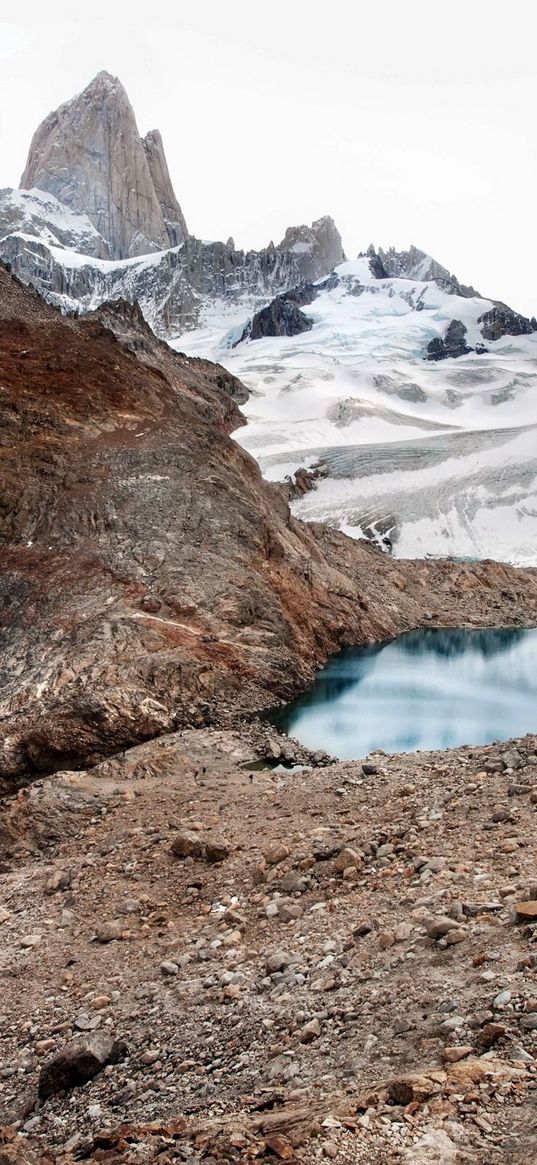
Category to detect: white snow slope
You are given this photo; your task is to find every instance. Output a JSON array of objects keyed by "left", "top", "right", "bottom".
[{"left": 172, "top": 258, "right": 537, "bottom": 566}]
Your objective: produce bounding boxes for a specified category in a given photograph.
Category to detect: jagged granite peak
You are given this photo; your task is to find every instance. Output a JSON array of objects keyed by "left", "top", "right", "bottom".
[
  {"left": 278, "top": 216, "right": 345, "bottom": 282},
  {"left": 20, "top": 71, "right": 187, "bottom": 259},
  {"left": 375, "top": 244, "right": 479, "bottom": 298},
  {"left": 142, "top": 129, "right": 188, "bottom": 247},
  {"left": 0, "top": 216, "right": 344, "bottom": 336}
]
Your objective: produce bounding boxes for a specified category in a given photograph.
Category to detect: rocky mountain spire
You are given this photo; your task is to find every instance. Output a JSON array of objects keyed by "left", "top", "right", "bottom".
[
  {"left": 142, "top": 129, "right": 188, "bottom": 248},
  {"left": 19, "top": 71, "right": 188, "bottom": 260}
]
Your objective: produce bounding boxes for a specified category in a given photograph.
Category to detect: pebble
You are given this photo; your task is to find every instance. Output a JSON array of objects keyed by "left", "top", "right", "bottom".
[
  {"left": 95, "top": 921, "right": 123, "bottom": 943},
  {"left": 493, "top": 989, "right": 511, "bottom": 1008},
  {"left": 205, "top": 838, "right": 231, "bottom": 862},
  {"left": 300, "top": 1018, "right": 321, "bottom": 1043},
  {"left": 424, "top": 916, "right": 461, "bottom": 940},
  {"left": 140, "top": 1049, "right": 160, "bottom": 1064},
  {"left": 264, "top": 842, "right": 291, "bottom": 865},
  {"left": 443, "top": 1045, "right": 473, "bottom": 1062},
  {"left": 266, "top": 950, "right": 291, "bottom": 973},
  {"left": 170, "top": 831, "right": 204, "bottom": 859},
  {"left": 160, "top": 960, "right": 179, "bottom": 976},
  {"left": 91, "top": 995, "right": 111, "bottom": 1010}
]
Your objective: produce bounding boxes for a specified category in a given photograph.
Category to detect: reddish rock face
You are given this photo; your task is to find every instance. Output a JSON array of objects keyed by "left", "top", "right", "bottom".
[{"left": 1, "top": 267, "right": 537, "bottom": 786}]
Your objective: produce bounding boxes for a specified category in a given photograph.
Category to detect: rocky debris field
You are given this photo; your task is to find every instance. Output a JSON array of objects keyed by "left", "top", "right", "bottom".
[{"left": 1, "top": 726, "right": 537, "bottom": 1163}]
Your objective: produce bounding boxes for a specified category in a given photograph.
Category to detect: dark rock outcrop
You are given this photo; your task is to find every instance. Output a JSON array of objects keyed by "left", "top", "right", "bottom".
[
  {"left": 239, "top": 284, "right": 317, "bottom": 343},
  {"left": 478, "top": 305, "right": 537, "bottom": 341},
  {"left": 366, "top": 243, "right": 388, "bottom": 280},
  {"left": 38, "top": 1033, "right": 126, "bottom": 1098},
  {"left": 426, "top": 319, "right": 473, "bottom": 361}
]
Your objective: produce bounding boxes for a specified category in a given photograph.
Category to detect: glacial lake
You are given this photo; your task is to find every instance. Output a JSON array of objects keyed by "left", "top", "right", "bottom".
[{"left": 272, "top": 628, "right": 537, "bottom": 758}]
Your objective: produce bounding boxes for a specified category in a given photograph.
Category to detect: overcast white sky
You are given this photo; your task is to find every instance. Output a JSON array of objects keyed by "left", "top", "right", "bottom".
[{"left": 1, "top": 0, "right": 536, "bottom": 314}]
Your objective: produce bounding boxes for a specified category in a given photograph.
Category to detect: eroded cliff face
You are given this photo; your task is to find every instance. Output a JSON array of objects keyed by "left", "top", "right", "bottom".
[
  {"left": 1, "top": 268, "right": 537, "bottom": 786},
  {"left": 20, "top": 71, "right": 187, "bottom": 259}
]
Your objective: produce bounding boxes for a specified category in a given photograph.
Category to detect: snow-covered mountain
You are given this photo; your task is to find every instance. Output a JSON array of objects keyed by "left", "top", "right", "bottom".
[
  {"left": 173, "top": 253, "right": 537, "bottom": 566},
  {"left": 2, "top": 72, "right": 537, "bottom": 566},
  {"left": 0, "top": 72, "right": 344, "bottom": 333}
]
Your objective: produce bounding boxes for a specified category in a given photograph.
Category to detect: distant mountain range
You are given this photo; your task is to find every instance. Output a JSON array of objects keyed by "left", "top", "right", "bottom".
[{"left": 1, "top": 71, "right": 536, "bottom": 565}]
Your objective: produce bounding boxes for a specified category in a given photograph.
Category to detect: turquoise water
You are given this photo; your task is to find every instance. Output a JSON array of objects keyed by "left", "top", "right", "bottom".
[{"left": 272, "top": 628, "right": 537, "bottom": 758}]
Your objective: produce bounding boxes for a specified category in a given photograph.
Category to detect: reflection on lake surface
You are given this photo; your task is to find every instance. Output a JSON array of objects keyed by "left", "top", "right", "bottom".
[{"left": 272, "top": 628, "right": 537, "bottom": 758}]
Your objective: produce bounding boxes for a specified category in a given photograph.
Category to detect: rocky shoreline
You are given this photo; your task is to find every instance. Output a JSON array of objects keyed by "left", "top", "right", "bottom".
[{"left": 1, "top": 726, "right": 537, "bottom": 1162}]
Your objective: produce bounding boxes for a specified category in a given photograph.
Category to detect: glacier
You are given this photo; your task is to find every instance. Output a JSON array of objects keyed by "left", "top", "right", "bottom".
[{"left": 172, "top": 257, "right": 537, "bottom": 566}]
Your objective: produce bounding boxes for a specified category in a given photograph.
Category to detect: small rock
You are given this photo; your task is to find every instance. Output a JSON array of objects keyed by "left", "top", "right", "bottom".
[
  {"left": 443, "top": 1045, "right": 474, "bottom": 1062},
  {"left": 445, "top": 928, "right": 466, "bottom": 945},
  {"left": 204, "top": 838, "right": 231, "bottom": 863},
  {"left": 513, "top": 900, "right": 537, "bottom": 922},
  {"left": 334, "top": 847, "right": 363, "bottom": 873},
  {"left": 170, "top": 831, "right": 204, "bottom": 859},
  {"left": 323, "top": 1142, "right": 338, "bottom": 1159},
  {"left": 223, "top": 983, "right": 241, "bottom": 1000},
  {"left": 493, "top": 989, "right": 511, "bottom": 1009},
  {"left": 277, "top": 901, "right": 303, "bottom": 923},
  {"left": 95, "top": 921, "right": 123, "bottom": 943},
  {"left": 45, "top": 869, "right": 72, "bottom": 893},
  {"left": 476, "top": 1022, "right": 506, "bottom": 1049},
  {"left": 266, "top": 950, "right": 291, "bottom": 973},
  {"left": 424, "top": 916, "right": 461, "bottom": 940},
  {"left": 395, "top": 922, "right": 413, "bottom": 943},
  {"left": 264, "top": 842, "right": 291, "bottom": 865},
  {"left": 91, "top": 996, "right": 111, "bottom": 1011},
  {"left": 117, "top": 898, "right": 142, "bottom": 914},
  {"left": 35, "top": 1038, "right": 56, "bottom": 1055},
  {"left": 74, "top": 1012, "right": 101, "bottom": 1032},
  {"left": 140, "top": 1049, "right": 160, "bottom": 1064},
  {"left": 160, "top": 960, "right": 179, "bottom": 976},
  {"left": 519, "top": 1014, "right": 537, "bottom": 1031},
  {"left": 300, "top": 1018, "right": 321, "bottom": 1043},
  {"left": 38, "top": 1033, "right": 124, "bottom": 1099},
  {"left": 501, "top": 749, "right": 522, "bottom": 770}
]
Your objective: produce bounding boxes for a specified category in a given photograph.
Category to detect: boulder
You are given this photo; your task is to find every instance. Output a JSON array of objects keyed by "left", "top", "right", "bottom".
[
  {"left": 426, "top": 319, "right": 472, "bottom": 361},
  {"left": 38, "top": 1033, "right": 126, "bottom": 1098}
]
